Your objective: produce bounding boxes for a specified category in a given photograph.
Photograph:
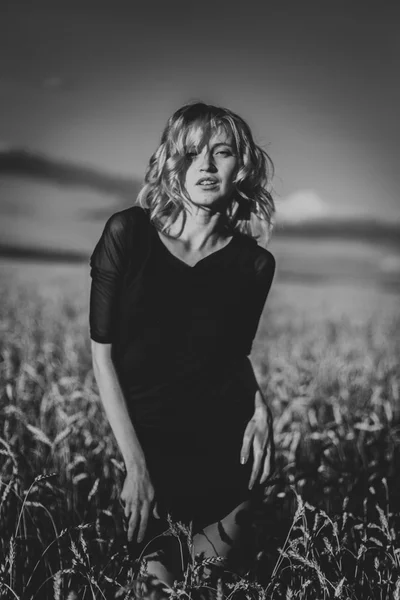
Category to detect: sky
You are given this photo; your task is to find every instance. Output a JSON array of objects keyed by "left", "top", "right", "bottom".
[{"left": 0, "top": 0, "right": 399, "bottom": 259}]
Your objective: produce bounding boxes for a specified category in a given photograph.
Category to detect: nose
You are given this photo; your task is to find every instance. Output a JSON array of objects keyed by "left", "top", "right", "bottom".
[{"left": 199, "top": 149, "right": 217, "bottom": 172}]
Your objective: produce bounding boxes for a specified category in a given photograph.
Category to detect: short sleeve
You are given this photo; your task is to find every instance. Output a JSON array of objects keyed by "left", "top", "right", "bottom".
[
  {"left": 245, "top": 249, "right": 276, "bottom": 353},
  {"left": 89, "top": 212, "right": 129, "bottom": 343}
]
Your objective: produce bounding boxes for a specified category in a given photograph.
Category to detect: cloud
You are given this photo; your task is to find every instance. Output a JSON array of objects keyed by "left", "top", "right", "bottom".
[
  {"left": 275, "top": 189, "right": 333, "bottom": 223},
  {"left": 273, "top": 188, "right": 400, "bottom": 247}
]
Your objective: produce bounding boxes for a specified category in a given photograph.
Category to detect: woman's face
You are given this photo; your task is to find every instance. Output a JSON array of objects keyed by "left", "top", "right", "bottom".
[{"left": 183, "top": 129, "right": 238, "bottom": 210}]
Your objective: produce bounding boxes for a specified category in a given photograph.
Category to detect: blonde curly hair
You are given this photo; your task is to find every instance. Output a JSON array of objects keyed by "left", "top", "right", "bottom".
[{"left": 136, "top": 102, "right": 276, "bottom": 244}]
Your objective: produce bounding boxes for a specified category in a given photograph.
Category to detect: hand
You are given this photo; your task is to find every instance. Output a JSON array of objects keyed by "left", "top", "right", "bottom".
[
  {"left": 120, "top": 465, "right": 160, "bottom": 543},
  {"left": 240, "top": 399, "right": 275, "bottom": 490}
]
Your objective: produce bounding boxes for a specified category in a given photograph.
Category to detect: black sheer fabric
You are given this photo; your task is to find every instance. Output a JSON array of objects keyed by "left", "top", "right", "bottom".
[
  {"left": 90, "top": 208, "right": 274, "bottom": 346},
  {"left": 89, "top": 212, "right": 129, "bottom": 343},
  {"left": 89, "top": 206, "right": 275, "bottom": 528}
]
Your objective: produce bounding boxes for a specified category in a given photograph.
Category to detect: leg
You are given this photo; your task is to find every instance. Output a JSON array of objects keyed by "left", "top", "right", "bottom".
[
  {"left": 133, "top": 517, "right": 198, "bottom": 600},
  {"left": 133, "top": 499, "right": 255, "bottom": 598},
  {"left": 135, "top": 551, "right": 175, "bottom": 600},
  {"left": 193, "top": 499, "right": 255, "bottom": 574}
]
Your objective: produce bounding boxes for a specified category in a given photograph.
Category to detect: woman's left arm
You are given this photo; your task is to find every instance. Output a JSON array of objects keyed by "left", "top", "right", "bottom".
[{"left": 240, "top": 251, "right": 276, "bottom": 489}]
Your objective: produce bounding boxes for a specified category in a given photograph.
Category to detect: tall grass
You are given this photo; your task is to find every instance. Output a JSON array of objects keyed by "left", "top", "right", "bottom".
[{"left": 1, "top": 274, "right": 399, "bottom": 599}]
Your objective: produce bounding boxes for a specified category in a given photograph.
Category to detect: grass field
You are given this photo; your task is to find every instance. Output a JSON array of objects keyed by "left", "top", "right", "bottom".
[{"left": 1, "top": 262, "right": 400, "bottom": 599}]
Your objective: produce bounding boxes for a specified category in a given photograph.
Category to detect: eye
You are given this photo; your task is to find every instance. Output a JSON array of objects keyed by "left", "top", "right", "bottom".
[
  {"left": 216, "top": 150, "right": 232, "bottom": 157},
  {"left": 185, "top": 151, "right": 198, "bottom": 160}
]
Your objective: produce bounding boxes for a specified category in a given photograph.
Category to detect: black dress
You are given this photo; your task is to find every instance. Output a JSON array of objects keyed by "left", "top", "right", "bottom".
[{"left": 89, "top": 206, "right": 275, "bottom": 537}]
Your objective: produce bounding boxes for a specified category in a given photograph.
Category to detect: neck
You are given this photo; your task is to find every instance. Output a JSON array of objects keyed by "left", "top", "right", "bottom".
[{"left": 161, "top": 203, "right": 233, "bottom": 251}]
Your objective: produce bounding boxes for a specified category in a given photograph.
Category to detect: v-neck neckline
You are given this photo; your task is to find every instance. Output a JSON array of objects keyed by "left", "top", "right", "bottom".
[{"left": 152, "top": 224, "right": 237, "bottom": 270}]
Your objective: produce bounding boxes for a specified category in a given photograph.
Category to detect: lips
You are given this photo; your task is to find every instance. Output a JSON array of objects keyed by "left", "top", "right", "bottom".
[{"left": 196, "top": 176, "right": 219, "bottom": 185}]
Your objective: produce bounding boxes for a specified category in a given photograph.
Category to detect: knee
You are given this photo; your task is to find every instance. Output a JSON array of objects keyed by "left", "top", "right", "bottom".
[
  {"left": 135, "top": 535, "right": 187, "bottom": 594},
  {"left": 131, "top": 554, "right": 174, "bottom": 600},
  {"left": 192, "top": 501, "right": 256, "bottom": 573},
  {"left": 131, "top": 575, "right": 170, "bottom": 600}
]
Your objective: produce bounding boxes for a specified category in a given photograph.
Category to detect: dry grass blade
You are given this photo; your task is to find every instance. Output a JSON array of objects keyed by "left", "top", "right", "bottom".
[
  {"left": 1, "top": 276, "right": 399, "bottom": 598},
  {"left": 25, "top": 424, "right": 52, "bottom": 447}
]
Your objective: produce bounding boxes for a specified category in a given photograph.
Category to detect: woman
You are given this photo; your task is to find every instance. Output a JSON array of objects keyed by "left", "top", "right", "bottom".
[{"left": 89, "top": 102, "right": 276, "bottom": 590}]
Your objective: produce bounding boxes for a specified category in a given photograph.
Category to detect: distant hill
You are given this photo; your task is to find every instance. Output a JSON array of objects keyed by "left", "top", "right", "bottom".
[
  {"left": 0, "top": 244, "right": 87, "bottom": 263},
  {"left": 274, "top": 217, "right": 400, "bottom": 247},
  {"left": 0, "top": 147, "right": 142, "bottom": 203}
]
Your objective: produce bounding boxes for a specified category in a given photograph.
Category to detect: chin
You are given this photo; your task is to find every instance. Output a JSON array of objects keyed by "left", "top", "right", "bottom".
[
  {"left": 188, "top": 189, "right": 231, "bottom": 206},
  {"left": 188, "top": 196, "right": 224, "bottom": 210}
]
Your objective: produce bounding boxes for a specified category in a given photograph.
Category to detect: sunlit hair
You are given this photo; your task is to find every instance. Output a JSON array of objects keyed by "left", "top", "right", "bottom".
[{"left": 136, "top": 102, "right": 276, "bottom": 244}]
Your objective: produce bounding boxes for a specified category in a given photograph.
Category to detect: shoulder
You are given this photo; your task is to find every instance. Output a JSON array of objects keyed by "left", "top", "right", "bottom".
[
  {"left": 236, "top": 234, "right": 276, "bottom": 276},
  {"left": 99, "top": 206, "right": 150, "bottom": 253},
  {"left": 91, "top": 206, "right": 149, "bottom": 264},
  {"left": 254, "top": 245, "right": 276, "bottom": 277},
  {"left": 104, "top": 205, "right": 148, "bottom": 235}
]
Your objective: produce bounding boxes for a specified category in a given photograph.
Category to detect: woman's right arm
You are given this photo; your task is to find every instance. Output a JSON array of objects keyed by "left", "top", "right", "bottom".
[
  {"left": 91, "top": 341, "right": 159, "bottom": 543},
  {"left": 89, "top": 211, "right": 159, "bottom": 542},
  {"left": 91, "top": 341, "right": 146, "bottom": 471}
]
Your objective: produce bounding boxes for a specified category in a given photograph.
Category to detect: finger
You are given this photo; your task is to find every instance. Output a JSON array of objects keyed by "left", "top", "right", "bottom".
[
  {"left": 248, "top": 438, "right": 263, "bottom": 490},
  {"left": 240, "top": 420, "right": 255, "bottom": 464},
  {"left": 248, "top": 451, "right": 263, "bottom": 490},
  {"left": 124, "top": 501, "right": 131, "bottom": 520},
  {"left": 260, "top": 429, "right": 275, "bottom": 484},
  {"left": 260, "top": 444, "right": 272, "bottom": 484},
  {"left": 127, "top": 505, "right": 139, "bottom": 542},
  {"left": 260, "top": 436, "right": 276, "bottom": 484},
  {"left": 137, "top": 506, "right": 149, "bottom": 544},
  {"left": 153, "top": 502, "right": 160, "bottom": 519}
]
